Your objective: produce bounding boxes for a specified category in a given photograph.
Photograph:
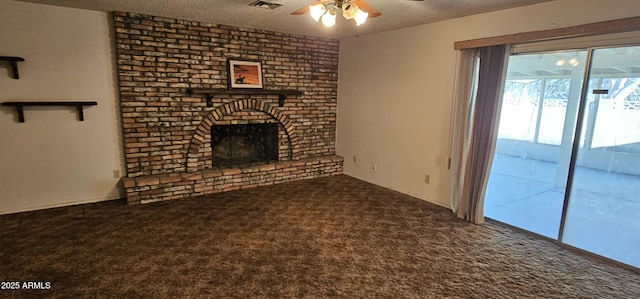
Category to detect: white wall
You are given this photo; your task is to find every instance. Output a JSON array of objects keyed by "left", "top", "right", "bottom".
[
  {"left": 337, "top": 0, "right": 640, "bottom": 208},
  {"left": 0, "top": 1, "right": 123, "bottom": 214}
]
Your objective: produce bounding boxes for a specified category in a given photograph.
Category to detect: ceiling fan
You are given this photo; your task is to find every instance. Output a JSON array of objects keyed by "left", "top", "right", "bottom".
[{"left": 291, "top": 0, "right": 423, "bottom": 27}]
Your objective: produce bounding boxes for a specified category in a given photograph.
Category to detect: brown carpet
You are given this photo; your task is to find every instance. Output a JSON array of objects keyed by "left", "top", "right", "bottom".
[{"left": 1, "top": 175, "right": 638, "bottom": 298}]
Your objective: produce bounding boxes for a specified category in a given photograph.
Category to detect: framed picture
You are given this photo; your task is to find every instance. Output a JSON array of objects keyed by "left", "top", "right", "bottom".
[{"left": 228, "top": 59, "right": 263, "bottom": 89}]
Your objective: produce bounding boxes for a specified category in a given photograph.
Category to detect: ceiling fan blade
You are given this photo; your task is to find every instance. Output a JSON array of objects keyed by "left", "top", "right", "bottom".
[
  {"left": 291, "top": 0, "right": 325, "bottom": 15},
  {"left": 353, "top": 0, "right": 382, "bottom": 18}
]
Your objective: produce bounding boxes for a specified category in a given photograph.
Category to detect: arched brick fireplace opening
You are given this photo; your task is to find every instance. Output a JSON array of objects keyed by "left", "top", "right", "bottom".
[{"left": 186, "top": 99, "right": 301, "bottom": 172}]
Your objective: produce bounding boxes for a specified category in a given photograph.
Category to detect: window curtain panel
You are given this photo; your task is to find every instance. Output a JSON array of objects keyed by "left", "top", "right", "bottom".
[
  {"left": 449, "top": 48, "right": 477, "bottom": 215},
  {"left": 450, "top": 44, "right": 509, "bottom": 224}
]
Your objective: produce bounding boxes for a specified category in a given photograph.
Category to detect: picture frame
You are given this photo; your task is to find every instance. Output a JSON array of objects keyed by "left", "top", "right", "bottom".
[{"left": 227, "top": 59, "right": 263, "bottom": 89}]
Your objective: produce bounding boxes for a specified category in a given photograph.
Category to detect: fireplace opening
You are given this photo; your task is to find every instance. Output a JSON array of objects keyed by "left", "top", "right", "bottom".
[{"left": 211, "top": 123, "right": 278, "bottom": 167}]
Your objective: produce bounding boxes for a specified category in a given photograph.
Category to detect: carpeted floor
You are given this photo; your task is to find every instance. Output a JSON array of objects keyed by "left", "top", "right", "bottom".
[{"left": 1, "top": 174, "right": 638, "bottom": 298}]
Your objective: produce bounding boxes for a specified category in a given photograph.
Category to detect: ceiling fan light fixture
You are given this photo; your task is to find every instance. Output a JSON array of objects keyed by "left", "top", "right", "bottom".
[
  {"left": 309, "top": 3, "right": 326, "bottom": 22},
  {"left": 321, "top": 8, "right": 337, "bottom": 27},
  {"left": 301, "top": 0, "right": 374, "bottom": 27},
  {"left": 342, "top": 3, "right": 358, "bottom": 19},
  {"left": 354, "top": 9, "right": 368, "bottom": 26}
]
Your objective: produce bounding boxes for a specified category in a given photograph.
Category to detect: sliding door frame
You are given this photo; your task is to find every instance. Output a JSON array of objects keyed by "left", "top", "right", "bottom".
[
  {"left": 454, "top": 16, "right": 640, "bottom": 50},
  {"left": 557, "top": 48, "right": 595, "bottom": 242}
]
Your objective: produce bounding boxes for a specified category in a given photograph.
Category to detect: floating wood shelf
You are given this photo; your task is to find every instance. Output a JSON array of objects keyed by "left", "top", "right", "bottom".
[
  {"left": 1, "top": 101, "right": 98, "bottom": 123},
  {"left": 187, "top": 88, "right": 303, "bottom": 107},
  {"left": 0, "top": 56, "right": 25, "bottom": 79}
]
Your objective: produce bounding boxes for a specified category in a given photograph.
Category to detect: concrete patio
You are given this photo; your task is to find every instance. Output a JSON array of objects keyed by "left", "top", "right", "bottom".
[{"left": 485, "top": 154, "right": 640, "bottom": 269}]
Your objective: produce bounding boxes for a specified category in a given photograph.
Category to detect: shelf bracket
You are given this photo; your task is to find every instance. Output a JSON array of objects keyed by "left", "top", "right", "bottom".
[
  {"left": 16, "top": 105, "right": 25, "bottom": 122},
  {"left": 0, "top": 56, "right": 25, "bottom": 79},
  {"left": 77, "top": 105, "right": 86, "bottom": 121},
  {"left": 206, "top": 94, "right": 213, "bottom": 107}
]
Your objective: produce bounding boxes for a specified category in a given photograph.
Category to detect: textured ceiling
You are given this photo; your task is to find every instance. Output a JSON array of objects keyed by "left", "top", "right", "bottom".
[{"left": 15, "top": 0, "right": 556, "bottom": 38}]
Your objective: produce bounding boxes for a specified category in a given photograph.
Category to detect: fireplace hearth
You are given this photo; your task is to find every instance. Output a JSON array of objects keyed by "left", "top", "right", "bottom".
[{"left": 211, "top": 123, "right": 278, "bottom": 167}]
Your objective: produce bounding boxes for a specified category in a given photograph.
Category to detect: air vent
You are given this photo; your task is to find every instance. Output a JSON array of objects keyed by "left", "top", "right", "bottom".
[{"left": 249, "top": 1, "right": 283, "bottom": 9}]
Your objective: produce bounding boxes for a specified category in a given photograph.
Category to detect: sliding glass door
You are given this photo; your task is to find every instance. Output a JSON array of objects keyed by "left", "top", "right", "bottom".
[
  {"left": 561, "top": 46, "right": 640, "bottom": 268},
  {"left": 484, "top": 50, "right": 587, "bottom": 239},
  {"left": 485, "top": 45, "right": 640, "bottom": 269}
]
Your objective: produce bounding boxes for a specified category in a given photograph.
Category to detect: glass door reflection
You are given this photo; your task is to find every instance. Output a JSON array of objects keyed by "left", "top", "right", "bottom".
[{"left": 561, "top": 45, "right": 640, "bottom": 268}]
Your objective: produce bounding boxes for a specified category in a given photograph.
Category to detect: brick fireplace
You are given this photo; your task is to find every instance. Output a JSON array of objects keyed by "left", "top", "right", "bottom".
[{"left": 114, "top": 12, "right": 343, "bottom": 204}]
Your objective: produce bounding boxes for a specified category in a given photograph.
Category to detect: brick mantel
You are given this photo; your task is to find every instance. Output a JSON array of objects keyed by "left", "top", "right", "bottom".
[{"left": 113, "top": 12, "right": 343, "bottom": 204}]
